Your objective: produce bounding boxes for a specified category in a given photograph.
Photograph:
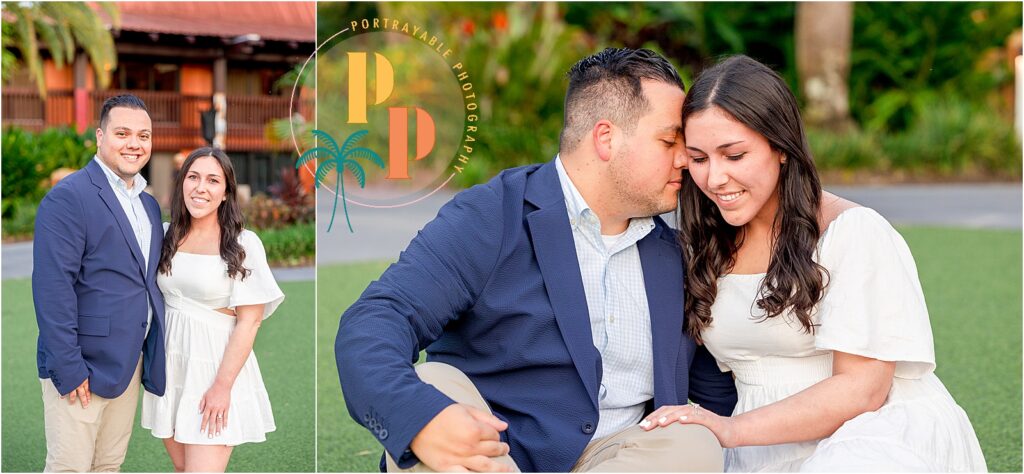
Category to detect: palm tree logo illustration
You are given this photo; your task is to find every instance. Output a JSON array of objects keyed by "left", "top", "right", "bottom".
[{"left": 295, "top": 129, "right": 384, "bottom": 233}]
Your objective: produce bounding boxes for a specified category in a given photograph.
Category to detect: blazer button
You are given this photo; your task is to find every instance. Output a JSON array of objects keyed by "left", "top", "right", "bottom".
[
  {"left": 363, "top": 413, "right": 371, "bottom": 423},
  {"left": 582, "top": 422, "right": 595, "bottom": 434},
  {"left": 379, "top": 429, "right": 389, "bottom": 440},
  {"left": 141, "top": 322, "right": 147, "bottom": 328}
]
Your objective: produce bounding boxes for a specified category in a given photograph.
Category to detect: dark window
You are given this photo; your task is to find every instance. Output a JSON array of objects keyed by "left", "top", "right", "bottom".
[{"left": 230, "top": 152, "right": 293, "bottom": 194}]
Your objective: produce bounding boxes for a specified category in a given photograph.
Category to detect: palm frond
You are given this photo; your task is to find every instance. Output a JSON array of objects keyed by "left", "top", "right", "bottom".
[
  {"left": 341, "top": 130, "right": 369, "bottom": 155},
  {"left": 344, "top": 160, "right": 367, "bottom": 188},
  {"left": 295, "top": 146, "right": 333, "bottom": 168},
  {"left": 61, "top": 3, "right": 116, "bottom": 87},
  {"left": 345, "top": 147, "right": 386, "bottom": 169},
  {"left": 33, "top": 20, "right": 66, "bottom": 68},
  {"left": 315, "top": 159, "right": 337, "bottom": 188},
  {"left": 8, "top": 4, "right": 45, "bottom": 97},
  {"left": 95, "top": 2, "right": 121, "bottom": 31},
  {"left": 311, "top": 129, "right": 341, "bottom": 157},
  {"left": 54, "top": 21, "right": 75, "bottom": 67}
]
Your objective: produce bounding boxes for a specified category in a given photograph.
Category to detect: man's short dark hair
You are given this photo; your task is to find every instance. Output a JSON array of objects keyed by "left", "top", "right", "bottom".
[
  {"left": 559, "top": 48, "right": 683, "bottom": 153},
  {"left": 98, "top": 94, "right": 150, "bottom": 130}
]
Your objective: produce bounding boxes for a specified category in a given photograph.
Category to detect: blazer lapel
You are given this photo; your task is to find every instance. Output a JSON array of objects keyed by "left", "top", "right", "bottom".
[
  {"left": 87, "top": 161, "right": 147, "bottom": 278},
  {"left": 525, "top": 161, "right": 600, "bottom": 409},
  {"left": 638, "top": 226, "right": 684, "bottom": 406}
]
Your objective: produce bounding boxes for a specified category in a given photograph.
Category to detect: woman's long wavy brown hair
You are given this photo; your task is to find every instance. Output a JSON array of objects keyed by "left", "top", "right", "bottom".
[
  {"left": 679, "top": 55, "right": 827, "bottom": 344},
  {"left": 158, "top": 147, "right": 249, "bottom": 280}
]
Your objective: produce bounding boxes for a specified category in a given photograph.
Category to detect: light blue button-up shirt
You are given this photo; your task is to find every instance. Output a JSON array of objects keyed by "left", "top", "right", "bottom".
[
  {"left": 93, "top": 155, "right": 153, "bottom": 334},
  {"left": 555, "top": 156, "right": 655, "bottom": 439}
]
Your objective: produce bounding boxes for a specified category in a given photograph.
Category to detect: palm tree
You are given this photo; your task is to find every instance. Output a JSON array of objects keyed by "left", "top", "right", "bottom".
[
  {"left": 2, "top": 2, "right": 120, "bottom": 97},
  {"left": 795, "top": 2, "right": 854, "bottom": 131},
  {"left": 295, "top": 129, "right": 384, "bottom": 233}
]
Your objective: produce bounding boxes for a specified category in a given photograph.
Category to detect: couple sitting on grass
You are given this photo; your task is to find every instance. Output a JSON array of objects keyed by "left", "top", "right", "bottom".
[
  {"left": 335, "top": 48, "right": 987, "bottom": 472},
  {"left": 33, "top": 94, "right": 283, "bottom": 472}
]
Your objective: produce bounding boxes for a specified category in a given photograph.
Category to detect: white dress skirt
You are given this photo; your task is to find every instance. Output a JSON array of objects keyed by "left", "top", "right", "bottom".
[
  {"left": 700, "top": 207, "right": 987, "bottom": 472},
  {"left": 142, "top": 229, "right": 285, "bottom": 446}
]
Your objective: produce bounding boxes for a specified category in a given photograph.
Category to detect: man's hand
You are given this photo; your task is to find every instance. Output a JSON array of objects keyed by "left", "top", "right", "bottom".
[
  {"left": 409, "top": 403, "right": 514, "bottom": 472},
  {"left": 63, "top": 378, "right": 91, "bottom": 408}
]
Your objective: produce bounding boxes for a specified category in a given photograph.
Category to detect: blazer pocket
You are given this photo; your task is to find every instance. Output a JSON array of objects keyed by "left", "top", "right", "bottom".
[{"left": 78, "top": 315, "right": 110, "bottom": 337}]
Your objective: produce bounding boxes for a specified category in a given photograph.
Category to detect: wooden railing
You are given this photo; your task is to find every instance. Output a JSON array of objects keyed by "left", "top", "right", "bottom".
[
  {"left": 225, "top": 94, "right": 314, "bottom": 151},
  {"left": 1, "top": 89, "right": 74, "bottom": 131},
  {"left": 2, "top": 89, "right": 313, "bottom": 152},
  {"left": 90, "top": 90, "right": 210, "bottom": 150}
]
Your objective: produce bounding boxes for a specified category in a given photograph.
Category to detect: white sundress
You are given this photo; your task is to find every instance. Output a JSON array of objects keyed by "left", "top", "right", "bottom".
[
  {"left": 701, "top": 207, "right": 987, "bottom": 472},
  {"left": 142, "top": 228, "right": 285, "bottom": 446}
]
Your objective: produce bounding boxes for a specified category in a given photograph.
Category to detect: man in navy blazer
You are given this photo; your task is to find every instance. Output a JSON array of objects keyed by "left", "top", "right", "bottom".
[
  {"left": 336, "top": 48, "right": 737, "bottom": 472},
  {"left": 33, "top": 94, "right": 166, "bottom": 472}
]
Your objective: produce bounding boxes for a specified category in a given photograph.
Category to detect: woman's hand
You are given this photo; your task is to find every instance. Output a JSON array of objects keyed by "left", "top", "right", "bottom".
[
  {"left": 199, "top": 383, "right": 231, "bottom": 438},
  {"left": 640, "top": 403, "right": 740, "bottom": 448}
]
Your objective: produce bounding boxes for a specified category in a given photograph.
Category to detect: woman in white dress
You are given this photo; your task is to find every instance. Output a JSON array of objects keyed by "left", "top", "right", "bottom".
[
  {"left": 639, "top": 56, "right": 986, "bottom": 471},
  {"left": 142, "top": 147, "right": 284, "bottom": 472}
]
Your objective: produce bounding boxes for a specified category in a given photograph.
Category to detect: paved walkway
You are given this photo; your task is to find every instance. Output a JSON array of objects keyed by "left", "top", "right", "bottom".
[
  {"left": 1, "top": 240, "right": 312, "bottom": 281},
  {"left": 5, "top": 183, "right": 1019, "bottom": 278},
  {"left": 315, "top": 182, "right": 1021, "bottom": 266}
]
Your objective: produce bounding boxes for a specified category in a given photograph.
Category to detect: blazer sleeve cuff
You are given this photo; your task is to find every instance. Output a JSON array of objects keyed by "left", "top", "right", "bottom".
[
  {"left": 381, "top": 388, "right": 456, "bottom": 468},
  {"left": 50, "top": 361, "right": 90, "bottom": 397}
]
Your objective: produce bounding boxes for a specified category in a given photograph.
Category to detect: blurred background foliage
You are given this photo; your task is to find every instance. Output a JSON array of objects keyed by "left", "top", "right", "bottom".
[{"left": 317, "top": 2, "right": 1022, "bottom": 187}]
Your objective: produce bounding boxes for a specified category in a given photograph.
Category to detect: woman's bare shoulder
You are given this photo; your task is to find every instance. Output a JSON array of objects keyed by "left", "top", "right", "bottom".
[{"left": 818, "top": 191, "right": 862, "bottom": 231}]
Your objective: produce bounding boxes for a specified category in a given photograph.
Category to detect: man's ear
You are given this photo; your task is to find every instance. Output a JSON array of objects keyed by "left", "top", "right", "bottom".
[
  {"left": 95, "top": 128, "right": 104, "bottom": 148},
  {"left": 593, "top": 119, "right": 615, "bottom": 162}
]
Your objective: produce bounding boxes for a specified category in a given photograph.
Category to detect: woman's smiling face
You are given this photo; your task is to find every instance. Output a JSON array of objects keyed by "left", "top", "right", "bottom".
[
  {"left": 684, "top": 106, "right": 784, "bottom": 228},
  {"left": 181, "top": 155, "right": 227, "bottom": 221}
]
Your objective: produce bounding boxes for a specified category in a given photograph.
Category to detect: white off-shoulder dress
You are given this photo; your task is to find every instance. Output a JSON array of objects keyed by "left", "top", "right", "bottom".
[
  {"left": 142, "top": 228, "right": 285, "bottom": 446},
  {"left": 701, "top": 207, "right": 986, "bottom": 472}
]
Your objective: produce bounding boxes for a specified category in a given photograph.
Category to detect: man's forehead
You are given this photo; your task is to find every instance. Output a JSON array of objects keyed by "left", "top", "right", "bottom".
[{"left": 107, "top": 107, "right": 151, "bottom": 123}]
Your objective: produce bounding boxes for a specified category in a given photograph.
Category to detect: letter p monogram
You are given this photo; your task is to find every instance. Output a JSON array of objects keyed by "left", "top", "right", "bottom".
[
  {"left": 347, "top": 52, "right": 436, "bottom": 180},
  {"left": 347, "top": 52, "right": 393, "bottom": 124}
]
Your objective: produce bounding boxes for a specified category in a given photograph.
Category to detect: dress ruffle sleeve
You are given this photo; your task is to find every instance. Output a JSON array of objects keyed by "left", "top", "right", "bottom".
[
  {"left": 229, "top": 230, "right": 285, "bottom": 320},
  {"left": 813, "top": 208, "right": 935, "bottom": 379}
]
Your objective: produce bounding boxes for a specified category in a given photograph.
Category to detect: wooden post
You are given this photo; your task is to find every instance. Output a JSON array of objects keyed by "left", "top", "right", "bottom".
[
  {"left": 73, "top": 52, "right": 90, "bottom": 133},
  {"left": 213, "top": 56, "right": 227, "bottom": 149}
]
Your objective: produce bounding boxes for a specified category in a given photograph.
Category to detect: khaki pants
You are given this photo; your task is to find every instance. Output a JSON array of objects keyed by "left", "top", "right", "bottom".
[
  {"left": 387, "top": 362, "right": 723, "bottom": 472},
  {"left": 41, "top": 357, "right": 143, "bottom": 473}
]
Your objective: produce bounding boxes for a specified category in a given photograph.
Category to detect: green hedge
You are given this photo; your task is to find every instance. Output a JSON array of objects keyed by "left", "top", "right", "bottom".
[
  {"left": 1, "top": 127, "right": 93, "bottom": 219},
  {"left": 254, "top": 222, "right": 315, "bottom": 267},
  {"left": 809, "top": 93, "right": 1022, "bottom": 177}
]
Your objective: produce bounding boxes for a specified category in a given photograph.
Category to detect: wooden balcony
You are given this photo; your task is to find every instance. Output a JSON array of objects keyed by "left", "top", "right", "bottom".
[
  {"left": 1, "top": 89, "right": 74, "bottom": 131},
  {"left": 2, "top": 89, "right": 314, "bottom": 153}
]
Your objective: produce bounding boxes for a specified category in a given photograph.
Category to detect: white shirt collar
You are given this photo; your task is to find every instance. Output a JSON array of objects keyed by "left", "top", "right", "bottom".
[
  {"left": 554, "top": 155, "right": 655, "bottom": 250},
  {"left": 94, "top": 155, "right": 147, "bottom": 199}
]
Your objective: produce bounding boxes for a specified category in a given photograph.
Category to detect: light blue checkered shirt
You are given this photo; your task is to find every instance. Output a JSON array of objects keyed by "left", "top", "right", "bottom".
[
  {"left": 555, "top": 156, "right": 655, "bottom": 439},
  {"left": 93, "top": 155, "right": 153, "bottom": 335}
]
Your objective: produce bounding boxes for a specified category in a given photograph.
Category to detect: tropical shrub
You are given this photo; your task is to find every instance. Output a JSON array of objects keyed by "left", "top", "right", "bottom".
[
  {"left": 254, "top": 222, "right": 315, "bottom": 266},
  {"left": 1, "top": 127, "right": 93, "bottom": 219}
]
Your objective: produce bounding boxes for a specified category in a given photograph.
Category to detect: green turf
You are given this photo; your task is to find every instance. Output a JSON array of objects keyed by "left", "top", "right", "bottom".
[
  {"left": 317, "top": 261, "right": 392, "bottom": 472},
  {"left": 320, "top": 227, "right": 1022, "bottom": 472},
  {"left": 2, "top": 280, "right": 315, "bottom": 472}
]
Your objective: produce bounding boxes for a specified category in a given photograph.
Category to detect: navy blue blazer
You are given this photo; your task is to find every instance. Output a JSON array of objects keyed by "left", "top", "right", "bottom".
[
  {"left": 33, "top": 159, "right": 166, "bottom": 398},
  {"left": 336, "top": 160, "right": 737, "bottom": 472}
]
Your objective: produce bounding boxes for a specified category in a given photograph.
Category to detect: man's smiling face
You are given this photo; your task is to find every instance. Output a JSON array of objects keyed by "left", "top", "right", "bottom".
[{"left": 96, "top": 107, "right": 153, "bottom": 186}]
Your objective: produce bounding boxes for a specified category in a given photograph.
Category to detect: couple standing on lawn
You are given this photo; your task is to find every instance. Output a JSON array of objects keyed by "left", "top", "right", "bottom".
[
  {"left": 336, "top": 49, "right": 988, "bottom": 472},
  {"left": 33, "top": 94, "right": 284, "bottom": 472}
]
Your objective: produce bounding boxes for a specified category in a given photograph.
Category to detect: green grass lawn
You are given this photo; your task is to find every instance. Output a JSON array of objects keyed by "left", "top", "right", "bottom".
[
  {"left": 2, "top": 280, "right": 315, "bottom": 472},
  {"left": 319, "top": 227, "right": 1023, "bottom": 472}
]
